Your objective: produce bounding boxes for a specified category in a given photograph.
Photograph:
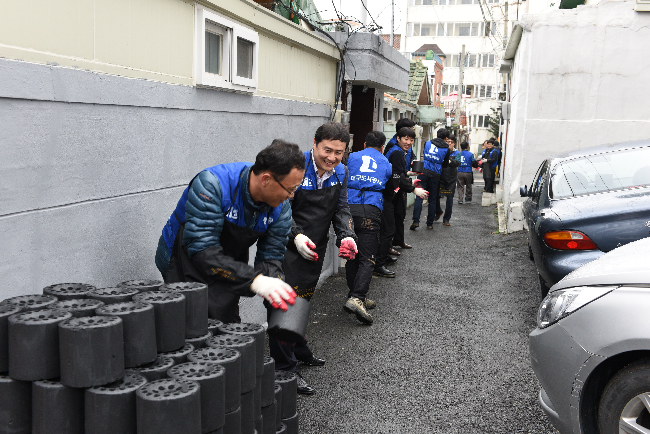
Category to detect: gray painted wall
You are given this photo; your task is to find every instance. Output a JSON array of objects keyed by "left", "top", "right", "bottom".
[{"left": 0, "top": 58, "right": 332, "bottom": 307}]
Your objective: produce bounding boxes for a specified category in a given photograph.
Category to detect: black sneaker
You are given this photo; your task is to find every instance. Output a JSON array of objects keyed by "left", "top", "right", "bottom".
[
  {"left": 410, "top": 222, "right": 419, "bottom": 230},
  {"left": 296, "top": 372, "right": 316, "bottom": 395}
]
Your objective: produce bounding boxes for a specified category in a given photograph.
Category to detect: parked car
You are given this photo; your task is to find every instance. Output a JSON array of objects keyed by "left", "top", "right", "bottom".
[
  {"left": 521, "top": 140, "right": 650, "bottom": 297},
  {"left": 529, "top": 236, "right": 650, "bottom": 434}
]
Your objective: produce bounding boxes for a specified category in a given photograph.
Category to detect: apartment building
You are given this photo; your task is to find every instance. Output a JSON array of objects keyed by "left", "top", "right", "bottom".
[{"left": 401, "top": 0, "right": 508, "bottom": 147}]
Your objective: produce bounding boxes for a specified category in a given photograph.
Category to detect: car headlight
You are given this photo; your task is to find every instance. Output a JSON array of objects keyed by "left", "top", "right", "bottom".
[{"left": 537, "top": 286, "right": 616, "bottom": 329}]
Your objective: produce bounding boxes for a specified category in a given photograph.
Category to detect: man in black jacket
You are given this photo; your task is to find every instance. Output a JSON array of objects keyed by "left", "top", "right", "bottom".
[
  {"left": 438, "top": 136, "right": 461, "bottom": 226},
  {"left": 375, "top": 128, "right": 429, "bottom": 277}
]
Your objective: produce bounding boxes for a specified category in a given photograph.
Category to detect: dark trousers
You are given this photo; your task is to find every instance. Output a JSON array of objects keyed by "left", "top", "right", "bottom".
[
  {"left": 268, "top": 333, "right": 313, "bottom": 372},
  {"left": 412, "top": 175, "right": 440, "bottom": 225},
  {"left": 439, "top": 194, "right": 454, "bottom": 221},
  {"left": 345, "top": 209, "right": 381, "bottom": 301},
  {"left": 392, "top": 191, "right": 407, "bottom": 245},
  {"left": 457, "top": 172, "right": 473, "bottom": 201},
  {"left": 376, "top": 198, "right": 395, "bottom": 267},
  {"left": 485, "top": 171, "right": 495, "bottom": 193}
]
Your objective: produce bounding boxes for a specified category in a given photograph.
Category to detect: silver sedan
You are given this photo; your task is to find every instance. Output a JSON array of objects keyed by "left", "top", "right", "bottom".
[{"left": 529, "top": 236, "right": 650, "bottom": 434}]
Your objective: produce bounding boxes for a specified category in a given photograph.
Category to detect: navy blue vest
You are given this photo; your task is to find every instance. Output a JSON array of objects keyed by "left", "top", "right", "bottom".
[
  {"left": 298, "top": 151, "right": 345, "bottom": 191},
  {"left": 459, "top": 150, "right": 474, "bottom": 173},
  {"left": 487, "top": 149, "right": 498, "bottom": 169},
  {"left": 161, "top": 162, "right": 283, "bottom": 256},
  {"left": 347, "top": 148, "right": 392, "bottom": 211},
  {"left": 423, "top": 141, "right": 448, "bottom": 175},
  {"left": 388, "top": 135, "right": 412, "bottom": 169}
]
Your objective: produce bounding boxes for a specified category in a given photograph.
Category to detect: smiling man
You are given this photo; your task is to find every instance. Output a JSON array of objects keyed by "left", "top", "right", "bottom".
[
  {"left": 154, "top": 140, "right": 304, "bottom": 323},
  {"left": 270, "top": 122, "right": 358, "bottom": 395}
]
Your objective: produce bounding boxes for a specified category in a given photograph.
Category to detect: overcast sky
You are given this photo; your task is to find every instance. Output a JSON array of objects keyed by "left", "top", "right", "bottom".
[{"left": 310, "top": 0, "right": 405, "bottom": 35}]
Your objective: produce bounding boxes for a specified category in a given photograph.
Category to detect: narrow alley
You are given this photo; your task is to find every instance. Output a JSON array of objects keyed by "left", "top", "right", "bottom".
[{"left": 296, "top": 182, "right": 558, "bottom": 433}]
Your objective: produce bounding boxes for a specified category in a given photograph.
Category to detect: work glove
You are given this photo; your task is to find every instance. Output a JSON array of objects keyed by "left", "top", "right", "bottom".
[
  {"left": 338, "top": 237, "right": 358, "bottom": 260},
  {"left": 414, "top": 187, "right": 429, "bottom": 199},
  {"left": 250, "top": 275, "right": 297, "bottom": 311},
  {"left": 294, "top": 233, "right": 318, "bottom": 261}
]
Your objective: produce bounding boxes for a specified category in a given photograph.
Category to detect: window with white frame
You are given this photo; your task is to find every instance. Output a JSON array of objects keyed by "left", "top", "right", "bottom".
[
  {"left": 477, "top": 85, "right": 493, "bottom": 98},
  {"left": 195, "top": 5, "right": 259, "bottom": 93}
]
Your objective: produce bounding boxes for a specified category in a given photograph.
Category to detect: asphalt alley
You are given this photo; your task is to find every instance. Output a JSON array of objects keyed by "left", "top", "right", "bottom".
[{"left": 296, "top": 181, "right": 559, "bottom": 434}]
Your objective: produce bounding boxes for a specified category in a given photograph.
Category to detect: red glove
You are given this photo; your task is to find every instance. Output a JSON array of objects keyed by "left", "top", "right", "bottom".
[{"left": 338, "top": 237, "right": 358, "bottom": 260}]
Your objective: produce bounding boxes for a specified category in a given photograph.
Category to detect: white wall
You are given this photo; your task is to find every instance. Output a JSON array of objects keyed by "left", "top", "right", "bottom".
[{"left": 502, "top": 0, "right": 650, "bottom": 232}]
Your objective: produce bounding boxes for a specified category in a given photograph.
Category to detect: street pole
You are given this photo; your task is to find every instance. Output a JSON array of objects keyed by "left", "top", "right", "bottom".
[
  {"left": 390, "top": 0, "right": 394, "bottom": 48},
  {"left": 504, "top": 2, "right": 509, "bottom": 49},
  {"left": 456, "top": 44, "right": 465, "bottom": 142}
]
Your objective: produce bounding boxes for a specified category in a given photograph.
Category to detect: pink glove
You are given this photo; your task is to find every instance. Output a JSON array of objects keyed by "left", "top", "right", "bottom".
[{"left": 338, "top": 237, "right": 358, "bottom": 260}]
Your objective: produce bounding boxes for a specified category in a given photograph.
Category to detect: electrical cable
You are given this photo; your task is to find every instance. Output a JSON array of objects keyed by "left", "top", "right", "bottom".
[{"left": 274, "top": 0, "right": 347, "bottom": 120}]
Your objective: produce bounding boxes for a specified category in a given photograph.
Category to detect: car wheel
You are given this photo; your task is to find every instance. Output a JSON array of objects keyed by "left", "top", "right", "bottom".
[
  {"left": 528, "top": 243, "right": 534, "bottom": 261},
  {"left": 598, "top": 359, "right": 650, "bottom": 434},
  {"left": 538, "top": 273, "right": 550, "bottom": 299}
]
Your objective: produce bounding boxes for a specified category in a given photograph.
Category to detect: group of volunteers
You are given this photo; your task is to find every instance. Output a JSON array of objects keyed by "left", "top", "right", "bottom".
[{"left": 153, "top": 120, "right": 488, "bottom": 396}]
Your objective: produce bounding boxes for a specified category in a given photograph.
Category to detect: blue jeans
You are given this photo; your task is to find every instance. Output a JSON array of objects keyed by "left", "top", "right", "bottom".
[{"left": 412, "top": 175, "right": 441, "bottom": 225}]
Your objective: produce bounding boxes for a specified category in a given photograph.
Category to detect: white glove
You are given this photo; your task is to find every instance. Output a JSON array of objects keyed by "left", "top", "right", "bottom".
[
  {"left": 294, "top": 233, "right": 318, "bottom": 261},
  {"left": 250, "top": 275, "right": 296, "bottom": 311},
  {"left": 414, "top": 187, "right": 429, "bottom": 199}
]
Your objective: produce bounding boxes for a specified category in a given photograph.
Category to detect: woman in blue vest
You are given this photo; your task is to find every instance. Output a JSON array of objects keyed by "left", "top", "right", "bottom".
[
  {"left": 154, "top": 140, "right": 304, "bottom": 324},
  {"left": 270, "top": 122, "right": 358, "bottom": 395},
  {"left": 344, "top": 131, "right": 393, "bottom": 325}
]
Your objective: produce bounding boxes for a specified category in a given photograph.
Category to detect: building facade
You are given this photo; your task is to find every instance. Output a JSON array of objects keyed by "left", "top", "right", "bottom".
[
  {"left": 401, "top": 0, "right": 509, "bottom": 147},
  {"left": 0, "top": 0, "right": 340, "bottom": 299}
]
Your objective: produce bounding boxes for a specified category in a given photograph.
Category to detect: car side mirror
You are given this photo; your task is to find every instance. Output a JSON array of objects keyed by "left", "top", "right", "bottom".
[{"left": 520, "top": 185, "right": 529, "bottom": 197}]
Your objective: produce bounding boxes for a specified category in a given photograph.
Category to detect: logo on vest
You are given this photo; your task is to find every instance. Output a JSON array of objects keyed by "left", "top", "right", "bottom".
[
  {"left": 301, "top": 178, "right": 313, "bottom": 188},
  {"left": 359, "top": 155, "right": 378, "bottom": 173},
  {"left": 226, "top": 208, "right": 238, "bottom": 220},
  {"left": 263, "top": 216, "right": 274, "bottom": 226}
]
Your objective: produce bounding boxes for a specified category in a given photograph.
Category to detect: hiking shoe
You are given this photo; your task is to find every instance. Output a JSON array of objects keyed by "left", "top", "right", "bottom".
[
  {"left": 410, "top": 222, "right": 419, "bottom": 231},
  {"left": 364, "top": 299, "right": 377, "bottom": 310},
  {"left": 344, "top": 297, "right": 373, "bottom": 324},
  {"left": 434, "top": 212, "right": 444, "bottom": 221},
  {"left": 442, "top": 220, "right": 450, "bottom": 226}
]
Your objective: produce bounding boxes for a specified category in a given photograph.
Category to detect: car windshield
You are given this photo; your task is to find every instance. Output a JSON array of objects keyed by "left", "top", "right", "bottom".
[{"left": 550, "top": 146, "right": 650, "bottom": 199}]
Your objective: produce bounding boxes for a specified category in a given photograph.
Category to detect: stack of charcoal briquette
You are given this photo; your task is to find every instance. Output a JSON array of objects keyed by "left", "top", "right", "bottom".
[{"left": 0, "top": 280, "right": 298, "bottom": 434}]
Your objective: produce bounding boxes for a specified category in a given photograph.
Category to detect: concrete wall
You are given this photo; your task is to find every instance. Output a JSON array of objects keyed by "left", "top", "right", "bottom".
[
  {"left": 0, "top": 58, "right": 331, "bottom": 300},
  {"left": 502, "top": 0, "right": 650, "bottom": 232},
  {"left": 0, "top": 0, "right": 339, "bottom": 105}
]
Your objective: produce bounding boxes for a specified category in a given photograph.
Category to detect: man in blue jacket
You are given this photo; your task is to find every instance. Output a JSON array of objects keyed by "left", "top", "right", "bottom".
[
  {"left": 410, "top": 128, "right": 452, "bottom": 230},
  {"left": 344, "top": 131, "right": 393, "bottom": 324},
  {"left": 154, "top": 140, "right": 303, "bottom": 323},
  {"left": 457, "top": 141, "right": 477, "bottom": 204}
]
